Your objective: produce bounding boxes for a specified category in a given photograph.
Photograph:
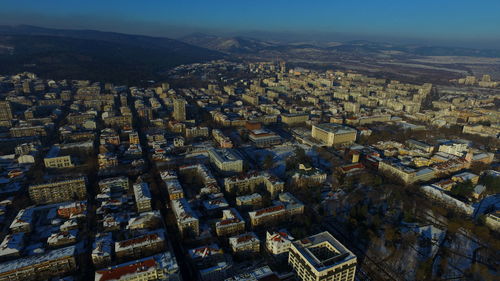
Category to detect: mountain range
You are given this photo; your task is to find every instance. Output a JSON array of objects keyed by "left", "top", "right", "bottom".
[{"left": 1, "top": 25, "right": 499, "bottom": 84}]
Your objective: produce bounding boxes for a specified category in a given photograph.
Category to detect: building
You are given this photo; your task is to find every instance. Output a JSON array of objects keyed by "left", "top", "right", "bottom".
[
  {"left": 98, "top": 176, "right": 129, "bottom": 192},
  {"left": 249, "top": 205, "right": 286, "bottom": 227},
  {"left": 266, "top": 230, "right": 294, "bottom": 256},
  {"left": 0, "top": 101, "right": 13, "bottom": 121},
  {"left": 289, "top": 231, "right": 357, "bottom": 281},
  {"left": 29, "top": 177, "right": 87, "bottom": 204},
  {"left": 438, "top": 140, "right": 469, "bottom": 157},
  {"left": 92, "top": 233, "right": 112, "bottom": 268},
  {"left": 185, "top": 126, "right": 209, "bottom": 138},
  {"left": 95, "top": 251, "right": 180, "bottom": 281},
  {"left": 115, "top": 230, "right": 166, "bottom": 260},
  {"left": 281, "top": 113, "right": 309, "bottom": 125},
  {"left": 311, "top": 124, "right": 357, "bottom": 146},
  {"left": 188, "top": 244, "right": 225, "bottom": 268},
  {"left": 161, "top": 171, "right": 185, "bottom": 200},
  {"left": 290, "top": 164, "right": 328, "bottom": 187},
  {"left": 225, "top": 266, "right": 276, "bottom": 281},
  {"left": 133, "top": 182, "right": 153, "bottom": 213},
  {"left": 248, "top": 129, "right": 281, "bottom": 147},
  {"left": 249, "top": 192, "right": 304, "bottom": 227},
  {"left": 235, "top": 193, "right": 262, "bottom": 207},
  {"left": 10, "top": 126, "right": 48, "bottom": 138},
  {"left": 229, "top": 232, "right": 260, "bottom": 254},
  {"left": 378, "top": 159, "right": 436, "bottom": 185},
  {"left": 213, "top": 129, "right": 233, "bottom": 148},
  {"left": 43, "top": 145, "right": 74, "bottom": 169},
  {"left": 0, "top": 245, "right": 77, "bottom": 281},
  {"left": 224, "top": 172, "right": 284, "bottom": 198},
  {"left": 215, "top": 208, "right": 245, "bottom": 236},
  {"left": 208, "top": 148, "right": 244, "bottom": 173},
  {"left": 171, "top": 198, "right": 200, "bottom": 237},
  {"left": 173, "top": 98, "right": 187, "bottom": 121}
]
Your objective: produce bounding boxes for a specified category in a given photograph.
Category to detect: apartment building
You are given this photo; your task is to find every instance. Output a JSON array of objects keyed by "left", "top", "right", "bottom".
[
  {"left": 171, "top": 198, "right": 199, "bottom": 237},
  {"left": 312, "top": 123, "right": 357, "bottom": 146},
  {"left": 215, "top": 208, "right": 245, "bottom": 237},
  {"left": 229, "top": 232, "right": 260, "bottom": 254},
  {"left": 281, "top": 113, "right": 309, "bottom": 125},
  {"left": 266, "top": 230, "right": 294, "bottom": 255},
  {"left": 208, "top": 148, "right": 244, "bottom": 173},
  {"left": 0, "top": 246, "right": 77, "bottom": 281},
  {"left": 133, "top": 182, "right": 153, "bottom": 213},
  {"left": 43, "top": 145, "right": 74, "bottom": 169},
  {"left": 115, "top": 230, "right": 166, "bottom": 260},
  {"left": 289, "top": 232, "right": 357, "bottom": 281},
  {"left": 95, "top": 252, "right": 180, "bottom": 281},
  {"left": 29, "top": 177, "right": 87, "bottom": 204},
  {"left": 224, "top": 172, "right": 284, "bottom": 198}
]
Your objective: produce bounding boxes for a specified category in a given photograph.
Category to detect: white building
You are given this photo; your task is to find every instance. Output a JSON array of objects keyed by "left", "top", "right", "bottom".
[
  {"left": 208, "top": 148, "right": 243, "bottom": 173},
  {"left": 266, "top": 230, "right": 294, "bottom": 255}
]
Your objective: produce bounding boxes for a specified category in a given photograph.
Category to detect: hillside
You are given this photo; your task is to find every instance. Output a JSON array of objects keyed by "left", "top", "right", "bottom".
[{"left": 0, "top": 25, "right": 225, "bottom": 84}]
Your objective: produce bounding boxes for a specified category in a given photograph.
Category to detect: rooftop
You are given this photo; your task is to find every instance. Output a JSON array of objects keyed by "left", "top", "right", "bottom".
[{"left": 292, "top": 231, "right": 356, "bottom": 271}]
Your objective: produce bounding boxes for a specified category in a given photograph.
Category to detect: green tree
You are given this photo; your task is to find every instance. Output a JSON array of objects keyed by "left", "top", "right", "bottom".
[{"left": 450, "top": 180, "right": 474, "bottom": 199}]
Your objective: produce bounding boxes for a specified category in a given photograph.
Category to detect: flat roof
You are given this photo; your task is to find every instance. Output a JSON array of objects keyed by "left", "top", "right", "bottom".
[
  {"left": 292, "top": 231, "right": 356, "bottom": 271},
  {"left": 314, "top": 123, "right": 356, "bottom": 134}
]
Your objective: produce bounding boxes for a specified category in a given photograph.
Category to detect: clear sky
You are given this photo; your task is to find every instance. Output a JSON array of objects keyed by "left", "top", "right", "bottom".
[{"left": 1, "top": 0, "right": 500, "bottom": 48}]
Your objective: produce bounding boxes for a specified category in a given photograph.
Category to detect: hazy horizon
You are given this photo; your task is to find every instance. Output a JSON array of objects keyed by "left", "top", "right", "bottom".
[{"left": 1, "top": 0, "right": 500, "bottom": 49}]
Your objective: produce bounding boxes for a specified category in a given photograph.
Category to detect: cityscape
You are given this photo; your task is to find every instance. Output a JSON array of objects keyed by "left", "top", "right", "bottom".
[{"left": 0, "top": 1, "right": 499, "bottom": 281}]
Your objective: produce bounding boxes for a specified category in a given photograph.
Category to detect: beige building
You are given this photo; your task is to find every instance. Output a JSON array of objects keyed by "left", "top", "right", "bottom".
[
  {"left": 281, "top": 113, "right": 309, "bottom": 125},
  {"left": 229, "top": 232, "right": 260, "bottom": 254},
  {"left": 289, "top": 231, "right": 357, "bottom": 281},
  {"left": 215, "top": 208, "right": 245, "bottom": 236},
  {"left": 133, "top": 182, "right": 153, "bottom": 213},
  {"left": 173, "top": 98, "right": 187, "bottom": 121},
  {"left": 115, "top": 231, "right": 166, "bottom": 261},
  {"left": 95, "top": 251, "right": 180, "bottom": 281},
  {"left": 0, "top": 101, "right": 13, "bottom": 121},
  {"left": 208, "top": 148, "right": 243, "bottom": 173},
  {"left": 0, "top": 245, "right": 77, "bottom": 281},
  {"left": 311, "top": 123, "right": 357, "bottom": 146},
  {"left": 44, "top": 145, "right": 74, "bottom": 169},
  {"left": 29, "top": 177, "right": 87, "bottom": 204},
  {"left": 171, "top": 198, "right": 199, "bottom": 237},
  {"left": 224, "top": 172, "right": 284, "bottom": 198}
]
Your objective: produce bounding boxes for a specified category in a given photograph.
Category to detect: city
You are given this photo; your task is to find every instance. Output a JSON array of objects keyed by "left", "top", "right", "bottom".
[{"left": 0, "top": 1, "right": 499, "bottom": 281}]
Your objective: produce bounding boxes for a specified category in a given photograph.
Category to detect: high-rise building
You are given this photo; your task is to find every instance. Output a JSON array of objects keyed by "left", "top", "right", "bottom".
[
  {"left": 0, "top": 101, "right": 13, "bottom": 121},
  {"left": 289, "top": 231, "right": 357, "bottom": 281},
  {"left": 173, "top": 98, "right": 186, "bottom": 121}
]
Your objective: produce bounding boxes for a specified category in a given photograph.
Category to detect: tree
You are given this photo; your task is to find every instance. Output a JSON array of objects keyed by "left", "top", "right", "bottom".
[
  {"left": 450, "top": 179, "right": 474, "bottom": 200},
  {"left": 480, "top": 174, "right": 500, "bottom": 194},
  {"left": 262, "top": 154, "right": 274, "bottom": 170}
]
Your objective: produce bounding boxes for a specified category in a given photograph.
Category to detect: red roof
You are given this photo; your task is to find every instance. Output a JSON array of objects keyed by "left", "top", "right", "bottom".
[
  {"left": 96, "top": 258, "right": 156, "bottom": 281},
  {"left": 255, "top": 205, "right": 285, "bottom": 216},
  {"left": 340, "top": 162, "right": 365, "bottom": 172},
  {"left": 237, "top": 234, "right": 255, "bottom": 243},
  {"left": 118, "top": 233, "right": 159, "bottom": 248}
]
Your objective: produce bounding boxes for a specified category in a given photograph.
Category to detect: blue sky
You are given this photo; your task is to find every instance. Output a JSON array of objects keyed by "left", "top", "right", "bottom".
[{"left": 1, "top": 0, "right": 499, "bottom": 47}]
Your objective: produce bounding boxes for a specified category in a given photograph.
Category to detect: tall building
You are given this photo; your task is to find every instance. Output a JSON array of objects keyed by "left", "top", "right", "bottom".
[
  {"left": 0, "top": 101, "right": 13, "bottom": 121},
  {"left": 289, "top": 231, "right": 357, "bottom": 281},
  {"left": 173, "top": 98, "right": 186, "bottom": 121}
]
